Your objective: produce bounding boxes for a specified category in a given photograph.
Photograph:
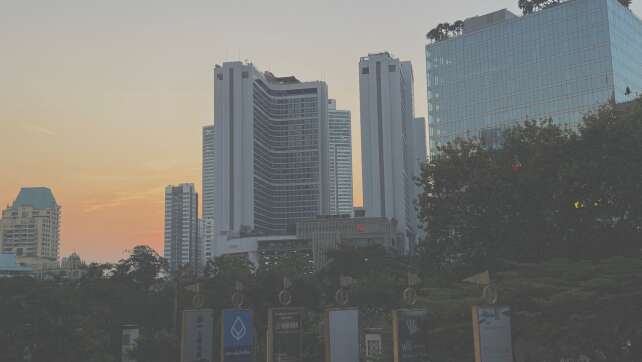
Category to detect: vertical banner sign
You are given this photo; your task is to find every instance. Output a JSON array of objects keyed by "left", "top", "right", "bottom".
[
  {"left": 221, "top": 309, "right": 253, "bottom": 362},
  {"left": 365, "top": 333, "right": 383, "bottom": 359},
  {"left": 392, "top": 309, "right": 429, "bottom": 362},
  {"left": 121, "top": 324, "right": 139, "bottom": 362},
  {"left": 267, "top": 307, "right": 304, "bottom": 362},
  {"left": 324, "top": 308, "right": 359, "bottom": 362},
  {"left": 181, "top": 309, "right": 214, "bottom": 362},
  {"left": 472, "top": 305, "right": 513, "bottom": 362}
]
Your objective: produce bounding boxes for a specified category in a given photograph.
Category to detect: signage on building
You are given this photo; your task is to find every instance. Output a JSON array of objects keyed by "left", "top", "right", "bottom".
[
  {"left": 324, "top": 308, "right": 359, "bottom": 362},
  {"left": 267, "top": 307, "right": 304, "bottom": 362},
  {"left": 393, "top": 309, "right": 429, "bottom": 362},
  {"left": 181, "top": 309, "right": 214, "bottom": 362},
  {"left": 221, "top": 309, "right": 253, "bottom": 362},
  {"left": 472, "top": 305, "right": 513, "bottom": 362}
]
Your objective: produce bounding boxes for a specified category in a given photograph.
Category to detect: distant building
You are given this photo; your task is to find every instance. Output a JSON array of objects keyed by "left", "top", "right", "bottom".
[
  {"left": 0, "top": 187, "right": 61, "bottom": 269},
  {"left": 359, "top": 52, "right": 424, "bottom": 253},
  {"left": 210, "top": 234, "right": 310, "bottom": 270},
  {"left": 297, "top": 215, "right": 403, "bottom": 270},
  {"left": 213, "top": 61, "right": 330, "bottom": 237},
  {"left": 202, "top": 125, "right": 216, "bottom": 222},
  {"left": 164, "top": 184, "right": 199, "bottom": 273},
  {"left": 199, "top": 218, "right": 216, "bottom": 267},
  {"left": 353, "top": 207, "right": 366, "bottom": 218},
  {"left": 58, "top": 252, "right": 86, "bottom": 280},
  {"left": 413, "top": 117, "right": 428, "bottom": 244},
  {"left": 327, "top": 99, "right": 354, "bottom": 216},
  {"left": 426, "top": 0, "right": 642, "bottom": 155},
  {"left": 211, "top": 215, "right": 403, "bottom": 272},
  {"left": 0, "top": 252, "right": 32, "bottom": 278}
]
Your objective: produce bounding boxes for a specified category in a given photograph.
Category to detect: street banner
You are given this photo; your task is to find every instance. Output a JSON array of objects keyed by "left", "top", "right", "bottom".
[
  {"left": 121, "top": 324, "right": 139, "bottom": 362},
  {"left": 324, "top": 308, "right": 359, "bottom": 362},
  {"left": 392, "top": 309, "right": 429, "bottom": 362},
  {"left": 181, "top": 309, "right": 214, "bottom": 362},
  {"left": 365, "top": 333, "right": 383, "bottom": 359},
  {"left": 472, "top": 305, "right": 513, "bottom": 362},
  {"left": 221, "top": 309, "right": 253, "bottom": 362},
  {"left": 267, "top": 307, "right": 304, "bottom": 362}
]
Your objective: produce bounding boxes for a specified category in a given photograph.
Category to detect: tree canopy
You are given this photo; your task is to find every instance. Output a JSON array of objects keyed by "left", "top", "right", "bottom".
[{"left": 417, "top": 98, "right": 642, "bottom": 273}]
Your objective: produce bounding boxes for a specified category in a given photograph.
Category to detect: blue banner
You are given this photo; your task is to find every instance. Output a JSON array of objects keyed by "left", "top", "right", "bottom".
[{"left": 222, "top": 309, "right": 253, "bottom": 362}]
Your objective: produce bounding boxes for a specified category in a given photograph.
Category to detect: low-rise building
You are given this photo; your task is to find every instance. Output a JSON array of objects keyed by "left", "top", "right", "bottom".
[
  {"left": 0, "top": 252, "right": 33, "bottom": 278},
  {"left": 297, "top": 215, "right": 404, "bottom": 270}
]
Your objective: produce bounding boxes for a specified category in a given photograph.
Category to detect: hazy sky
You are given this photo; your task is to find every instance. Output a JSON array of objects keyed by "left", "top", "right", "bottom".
[{"left": 2, "top": 0, "right": 640, "bottom": 261}]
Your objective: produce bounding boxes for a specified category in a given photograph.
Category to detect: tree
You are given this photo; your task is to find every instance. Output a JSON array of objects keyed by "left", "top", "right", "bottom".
[
  {"left": 112, "top": 245, "right": 167, "bottom": 289},
  {"left": 518, "top": 0, "right": 562, "bottom": 15},
  {"left": 426, "top": 20, "right": 464, "bottom": 42},
  {"left": 417, "top": 98, "right": 642, "bottom": 272}
]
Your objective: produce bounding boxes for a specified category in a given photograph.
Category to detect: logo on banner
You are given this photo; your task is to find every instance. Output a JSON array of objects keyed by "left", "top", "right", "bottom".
[
  {"left": 231, "top": 316, "right": 247, "bottom": 341},
  {"left": 406, "top": 319, "right": 418, "bottom": 335}
]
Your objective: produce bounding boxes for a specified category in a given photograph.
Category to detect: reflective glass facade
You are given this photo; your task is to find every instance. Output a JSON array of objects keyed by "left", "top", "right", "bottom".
[
  {"left": 253, "top": 80, "right": 323, "bottom": 234},
  {"left": 426, "top": 0, "right": 642, "bottom": 154}
]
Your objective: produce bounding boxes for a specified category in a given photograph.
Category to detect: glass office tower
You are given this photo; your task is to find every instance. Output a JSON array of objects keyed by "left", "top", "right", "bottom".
[{"left": 426, "top": 0, "right": 642, "bottom": 155}]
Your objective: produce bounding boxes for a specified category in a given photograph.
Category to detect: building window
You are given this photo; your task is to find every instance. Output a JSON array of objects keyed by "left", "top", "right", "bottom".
[
  {"left": 217, "top": 73, "right": 223, "bottom": 80},
  {"left": 362, "top": 67, "right": 369, "bottom": 75},
  {"left": 388, "top": 65, "right": 396, "bottom": 72},
  {"left": 242, "top": 71, "right": 249, "bottom": 79}
]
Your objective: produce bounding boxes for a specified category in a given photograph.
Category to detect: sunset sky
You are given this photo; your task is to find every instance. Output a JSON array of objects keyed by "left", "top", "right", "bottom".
[{"left": 3, "top": 0, "right": 640, "bottom": 262}]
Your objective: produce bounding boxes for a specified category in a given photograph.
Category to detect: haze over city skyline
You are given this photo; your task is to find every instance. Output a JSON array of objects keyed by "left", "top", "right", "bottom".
[{"left": 3, "top": 0, "right": 640, "bottom": 262}]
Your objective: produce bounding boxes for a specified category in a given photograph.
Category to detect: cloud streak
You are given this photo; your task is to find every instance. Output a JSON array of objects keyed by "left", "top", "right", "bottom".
[
  {"left": 23, "top": 124, "right": 57, "bottom": 136},
  {"left": 83, "top": 186, "right": 164, "bottom": 213}
]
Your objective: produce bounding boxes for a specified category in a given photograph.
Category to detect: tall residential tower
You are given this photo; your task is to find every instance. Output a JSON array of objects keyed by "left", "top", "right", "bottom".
[
  {"left": 359, "top": 52, "right": 425, "bottom": 253},
  {"left": 202, "top": 125, "right": 216, "bottom": 221},
  {"left": 164, "top": 184, "right": 199, "bottom": 272}
]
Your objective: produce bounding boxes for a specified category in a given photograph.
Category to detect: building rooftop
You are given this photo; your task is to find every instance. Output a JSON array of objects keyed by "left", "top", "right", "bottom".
[
  {"left": 264, "top": 71, "right": 301, "bottom": 84},
  {"left": 12, "top": 187, "right": 58, "bottom": 209},
  {"left": 463, "top": 9, "right": 518, "bottom": 34}
]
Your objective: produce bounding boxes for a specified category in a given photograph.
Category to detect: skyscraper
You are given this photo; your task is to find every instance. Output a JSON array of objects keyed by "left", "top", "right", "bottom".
[
  {"left": 202, "top": 125, "right": 216, "bottom": 222},
  {"left": 164, "top": 184, "right": 198, "bottom": 272},
  {"left": 213, "top": 61, "right": 330, "bottom": 237},
  {"left": 359, "top": 52, "right": 424, "bottom": 253},
  {"left": 413, "top": 117, "right": 428, "bottom": 242},
  {"left": 426, "top": 0, "right": 642, "bottom": 155},
  {"left": 0, "top": 187, "right": 61, "bottom": 269},
  {"left": 199, "top": 218, "right": 215, "bottom": 266},
  {"left": 327, "top": 99, "right": 353, "bottom": 216}
]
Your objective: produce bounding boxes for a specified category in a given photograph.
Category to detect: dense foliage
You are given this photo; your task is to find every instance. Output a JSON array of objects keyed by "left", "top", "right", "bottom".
[
  {"left": 519, "top": 0, "right": 631, "bottom": 15},
  {"left": 2, "top": 246, "right": 642, "bottom": 361},
  {"left": 426, "top": 21, "right": 464, "bottom": 42},
  {"left": 423, "top": 257, "right": 642, "bottom": 362},
  {"left": 418, "top": 98, "right": 642, "bottom": 273}
]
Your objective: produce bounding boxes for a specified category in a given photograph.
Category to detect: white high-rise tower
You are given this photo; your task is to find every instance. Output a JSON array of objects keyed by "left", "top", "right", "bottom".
[
  {"left": 213, "top": 61, "right": 330, "bottom": 237},
  {"left": 359, "top": 52, "right": 424, "bottom": 253}
]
